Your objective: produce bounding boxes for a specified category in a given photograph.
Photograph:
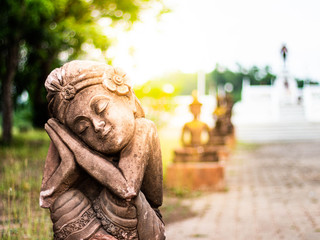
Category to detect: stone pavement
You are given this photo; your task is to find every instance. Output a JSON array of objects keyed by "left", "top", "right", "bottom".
[{"left": 165, "top": 142, "right": 320, "bottom": 240}]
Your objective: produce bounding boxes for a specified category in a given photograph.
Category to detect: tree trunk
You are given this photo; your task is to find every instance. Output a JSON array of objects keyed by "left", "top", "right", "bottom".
[
  {"left": 2, "top": 42, "right": 19, "bottom": 144},
  {"left": 32, "top": 58, "right": 53, "bottom": 128}
]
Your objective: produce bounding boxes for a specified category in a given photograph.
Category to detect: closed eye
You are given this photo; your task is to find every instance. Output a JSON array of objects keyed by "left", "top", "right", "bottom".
[
  {"left": 90, "top": 95, "right": 110, "bottom": 114},
  {"left": 94, "top": 99, "right": 109, "bottom": 114},
  {"left": 74, "top": 119, "right": 90, "bottom": 134}
]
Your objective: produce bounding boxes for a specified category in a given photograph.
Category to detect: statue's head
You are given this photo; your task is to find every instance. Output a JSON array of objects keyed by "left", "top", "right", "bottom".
[
  {"left": 189, "top": 90, "right": 202, "bottom": 119},
  {"left": 45, "top": 60, "right": 144, "bottom": 154}
]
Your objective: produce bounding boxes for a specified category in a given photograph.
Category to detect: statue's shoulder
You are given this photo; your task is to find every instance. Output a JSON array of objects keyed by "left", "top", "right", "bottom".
[
  {"left": 136, "top": 117, "right": 156, "bottom": 129},
  {"left": 135, "top": 118, "right": 159, "bottom": 140}
]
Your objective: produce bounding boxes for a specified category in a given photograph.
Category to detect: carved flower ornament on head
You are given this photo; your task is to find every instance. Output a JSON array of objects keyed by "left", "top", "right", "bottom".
[
  {"left": 103, "top": 67, "right": 131, "bottom": 96},
  {"left": 61, "top": 85, "right": 76, "bottom": 100}
]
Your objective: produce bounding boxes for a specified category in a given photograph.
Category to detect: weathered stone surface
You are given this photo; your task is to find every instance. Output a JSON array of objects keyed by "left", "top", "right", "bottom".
[{"left": 40, "top": 60, "right": 165, "bottom": 240}]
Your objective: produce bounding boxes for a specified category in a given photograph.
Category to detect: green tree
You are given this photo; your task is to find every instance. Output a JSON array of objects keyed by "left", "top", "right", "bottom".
[
  {"left": 1, "top": 0, "right": 165, "bottom": 144},
  {"left": 207, "top": 64, "right": 276, "bottom": 102}
]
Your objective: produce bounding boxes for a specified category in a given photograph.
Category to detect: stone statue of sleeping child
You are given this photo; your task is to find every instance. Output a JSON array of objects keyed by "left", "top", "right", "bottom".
[{"left": 39, "top": 60, "right": 165, "bottom": 240}]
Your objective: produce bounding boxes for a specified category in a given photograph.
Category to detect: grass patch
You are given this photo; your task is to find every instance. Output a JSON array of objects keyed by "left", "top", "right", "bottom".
[
  {"left": 236, "top": 141, "right": 260, "bottom": 151},
  {"left": 161, "top": 194, "right": 197, "bottom": 225},
  {"left": 160, "top": 186, "right": 204, "bottom": 224},
  {"left": 0, "top": 129, "right": 52, "bottom": 239}
]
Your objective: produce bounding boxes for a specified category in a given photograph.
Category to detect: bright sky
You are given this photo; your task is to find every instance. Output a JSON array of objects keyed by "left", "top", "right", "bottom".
[{"left": 102, "top": 0, "right": 320, "bottom": 85}]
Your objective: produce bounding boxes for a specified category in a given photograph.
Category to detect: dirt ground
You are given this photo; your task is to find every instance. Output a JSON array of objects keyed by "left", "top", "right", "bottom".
[{"left": 165, "top": 141, "right": 320, "bottom": 240}]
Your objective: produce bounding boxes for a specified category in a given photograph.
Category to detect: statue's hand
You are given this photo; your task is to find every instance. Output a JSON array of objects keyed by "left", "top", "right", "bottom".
[
  {"left": 45, "top": 119, "right": 132, "bottom": 198},
  {"left": 46, "top": 118, "right": 112, "bottom": 162},
  {"left": 40, "top": 119, "right": 81, "bottom": 208},
  {"left": 47, "top": 118, "right": 87, "bottom": 151}
]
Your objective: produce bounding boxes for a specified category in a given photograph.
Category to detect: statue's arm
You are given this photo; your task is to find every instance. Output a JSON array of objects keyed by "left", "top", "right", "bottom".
[
  {"left": 133, "top": 119, "right": 163, "bottom": 207},
  {"left": 205, "top": 123, "right": 210, "bottom": 132},
  {"left": 118, "top": 118, "right": 157, "bottom": 200},
  {"left": 181, "top": 125, "right": 188, "bottom": 145},
  {"left": 45, "top": 118, "right": 147, "bottom": 200}
]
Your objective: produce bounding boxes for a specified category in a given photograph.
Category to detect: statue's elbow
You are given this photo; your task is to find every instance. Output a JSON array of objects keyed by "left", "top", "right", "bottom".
[{"left": 124, "top": 186, "right": 139, "bottom": 200}]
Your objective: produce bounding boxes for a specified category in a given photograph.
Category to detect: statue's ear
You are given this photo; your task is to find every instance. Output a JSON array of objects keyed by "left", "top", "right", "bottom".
[
  {"left": 134, "top": 94, "right": 145, "bottom": 118},
  {"left": 127, "top": 89, "right": 137, "bottom": 113},
  {"left": 128, "top": 89, "right": 145, "bottom": 118}
]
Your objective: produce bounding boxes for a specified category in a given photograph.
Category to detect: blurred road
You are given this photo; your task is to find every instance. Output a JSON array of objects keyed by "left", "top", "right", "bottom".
[{"left": 165, "top": 142, "right": 320, "bottom": 240}]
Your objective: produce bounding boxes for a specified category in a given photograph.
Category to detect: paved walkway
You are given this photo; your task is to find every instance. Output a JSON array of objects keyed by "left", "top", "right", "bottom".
[{"left": 165, "top": 142, "right": 320, "bottom": 240}]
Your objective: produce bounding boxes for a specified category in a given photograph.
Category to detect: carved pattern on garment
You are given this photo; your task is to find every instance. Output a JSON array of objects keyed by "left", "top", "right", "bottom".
[
  {"left": 93, "top": 199, "right": 138, "bottom": 240},
  {"left": 54, "top": 207, "right": 96, "bottom": 240}
]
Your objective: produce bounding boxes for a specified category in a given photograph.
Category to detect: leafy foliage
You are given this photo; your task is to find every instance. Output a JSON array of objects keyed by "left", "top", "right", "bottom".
[
  {"left": 134, "top": 80, "right": 177, "bottom": 128},
  {"left": 0, "top": 0, "right": 165, "bottom": 142},
  {"left": 207, "top": 64, "right": 276, "bottom": 102},
  {"left": 135, "top": 65, "right": 277, "bottom": 104}
]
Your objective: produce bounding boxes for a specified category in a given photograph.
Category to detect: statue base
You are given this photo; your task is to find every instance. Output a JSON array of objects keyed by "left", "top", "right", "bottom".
[
  {"left": 174, "top": 146, "right": 219, "bottom": 162},
  {"left": 210, "top": 135, "right": 226, "bottom": 145},
  {"left": 205, "top": 145, "right": 230, "bottom": 162},
  {"left": 225, "top": 131, "right": 236, "bottom": 149},
  {"left": 166, "top": 162, "right": 225, "bottom": 191},
  {"left": 210, "top": 129, "right": 236, "bottom": 148}
]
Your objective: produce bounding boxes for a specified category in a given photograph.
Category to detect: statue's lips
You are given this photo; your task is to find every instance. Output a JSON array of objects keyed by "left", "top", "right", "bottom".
[{"left": 100, "top": 126, "right": 112, "bottom": 139}]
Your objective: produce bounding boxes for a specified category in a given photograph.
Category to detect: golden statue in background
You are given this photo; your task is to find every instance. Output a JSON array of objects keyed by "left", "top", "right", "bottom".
[
  {"left": 181, "top": 91, "right": 210, "bottom": 147},
  {"left": 166, "top": 90, "right": 224, "bottom": 191},
  {"left": 174, "top": 91, "right": 218, "bottom": 163}
]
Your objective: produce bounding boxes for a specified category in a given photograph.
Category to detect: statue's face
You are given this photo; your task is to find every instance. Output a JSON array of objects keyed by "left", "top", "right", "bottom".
[
  {"left": 65, "top": 85, "right": 136, "bottom": 154},
  {"left": 189, "top": 105, "right": 201, "bottom": 119}
]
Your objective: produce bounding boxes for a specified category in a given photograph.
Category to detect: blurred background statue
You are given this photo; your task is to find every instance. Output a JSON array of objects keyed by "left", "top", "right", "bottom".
[
  {"left": 166, "top": 90, "right": 224, "bottom": 192},
  {"left": 281, "top": 44, "right": 288, "bottom": 67},
  {"left": 174, "top": 91, "right": 218, "bottom": 163},
  {"left": 210, "top": 94, "right": 234, "bottom": 146},
  {"left": 181, "top": 91, "right": 210, "bottom": 147}
]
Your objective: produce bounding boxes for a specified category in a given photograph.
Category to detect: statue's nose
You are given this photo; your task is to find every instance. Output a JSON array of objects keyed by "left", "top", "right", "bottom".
[{"left": 92, "top": 119, "right": 105, "bottom": 133}]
